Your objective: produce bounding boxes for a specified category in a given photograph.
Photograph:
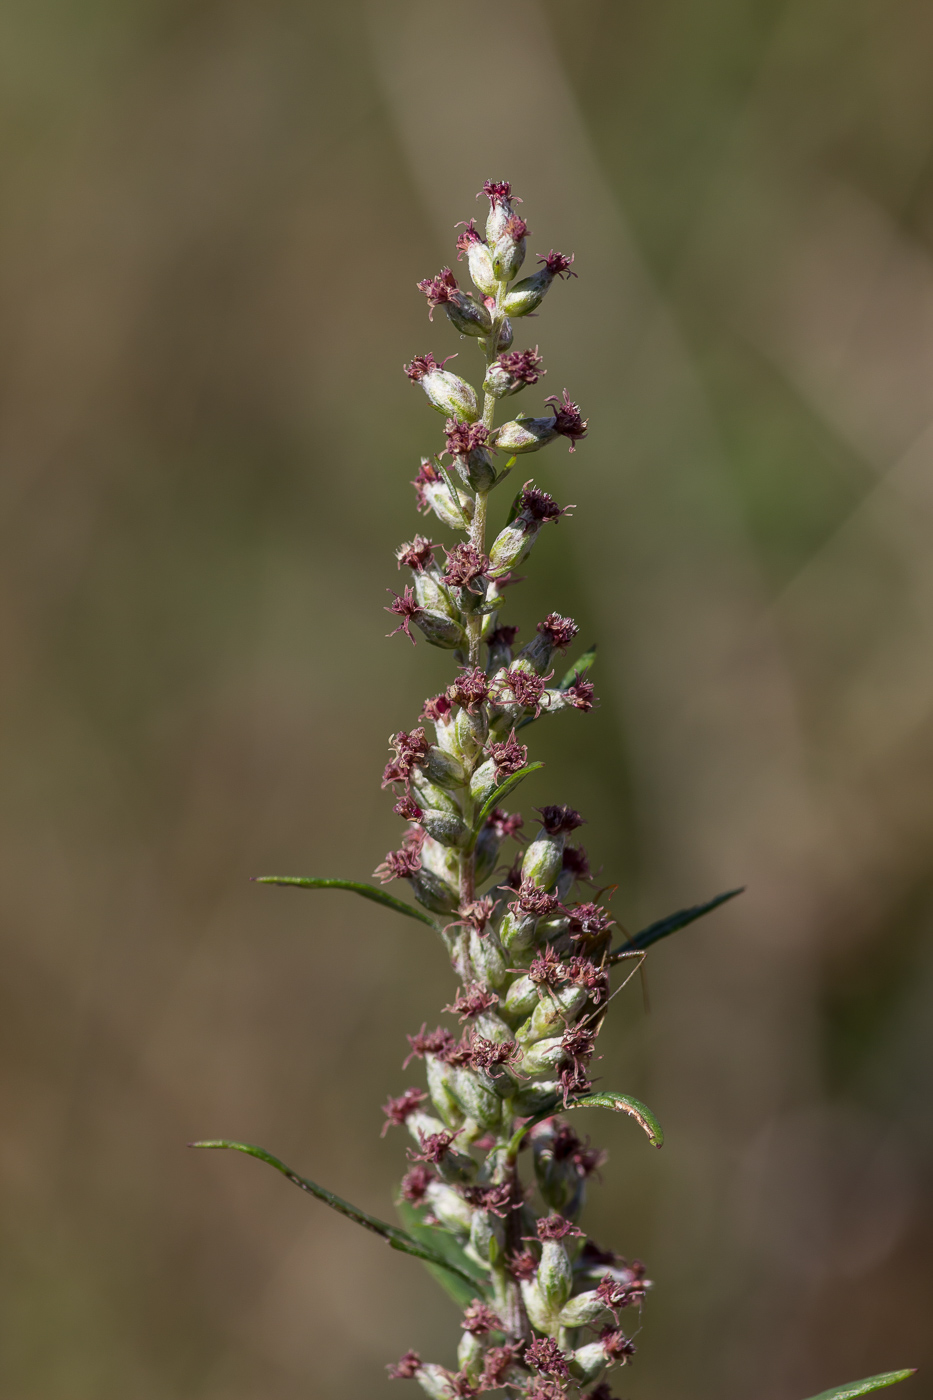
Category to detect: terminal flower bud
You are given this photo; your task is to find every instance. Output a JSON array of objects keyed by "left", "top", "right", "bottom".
[
  {"left": 502, "top": 250, "right": 576, "bottom": 316},
  {"left": 405, "top": 354, "right": 480, "bottom": 423},
  {"left": 478, "top": 178, "right": 521, "bottom": 244},
  {"left": 456, "top": 219, "right": 497, "bottom": 296}
]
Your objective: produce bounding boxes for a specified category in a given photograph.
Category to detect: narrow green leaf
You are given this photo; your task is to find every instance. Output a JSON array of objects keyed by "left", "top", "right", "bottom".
[
  {"left": 508, "top": 1089, "right": 663, "bottom": 1158},
  {"left": 504, "top": 485, "right": 525, "bottom": 527},
  {"left": 559, "top": 645, "right": 597, "bottom": 690},
  {"left": 468, "top": 762, "right": 544, "bottom": 848},
  {"left": 802, "top": 1371, "right": 916, "bottom": 1400},
  {"left": 191, "top": 1141, "right": 481, "bottom": 1292},
  {"left": 609, "top": 887, "right": 744, "bottom": 960},
  {"left": 396, "top": 1200, "right": 489, "bottom": 1307},
  {"left": 254, "top": 876, "right": 438, "bottom": 929}
]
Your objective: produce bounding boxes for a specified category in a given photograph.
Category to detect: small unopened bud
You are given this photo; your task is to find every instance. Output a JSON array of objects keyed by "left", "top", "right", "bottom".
[
  {"left": 537, "top": 1237, "right": 574, "bottom": 1313},
  {"left": 469, "top": 757, "right": 498, "bottom": 807},
  {"left": 416, "top": 1363, "right": 457, "bottom": 1400},
  {"left": 418, "top": 267, "right": 492, "bottom": 338},
  {"left": 405, "top": 354, "right": 480, "bottom": 423},
  {"left": 418, "top": 808, "right": 470, "bottom": 847},
  {"left": 522, "top": 985, "right": 587, "bottom": 1044},
  {"left": 457, "top": 1330, "right": 484, "bottom": 1379},
  {"left": 569, "top": 1343, "right": 608, "bottom": 1386},
  {"left": 511, "top": 1080, "right": 562, "bottom": 1116},
  {"left": 491, "top": 214, "right": 529, "bottom": 282},
  {"left": 496, "top": 318, "right": 514, "bottom": 353},
  {"left": 410, "top": 867, "right": 460, "bottom": 914},
  {"left": 521, "top": 1035, "right": 569, "bottom": 1076},
  {"left": 456, "top": 219, "right": 498, "bottom": 297},
  {"left": 502, "top": 251, "right": 575, "bottom": 316},
  {"left": 557, "top": 1290, "right": 611, "bottom": 1328},
  {"left": 425, "top": 1180, "right": 474, "bottom": 1234},
  {"left": 414, "top": 609, "right": 468, "bottom": 650},
  {"left": 479, "top": 179, "right": 520, "bottom": 245},
  {"left": 493, "top": 415, "right": 560, "bottom": 455},
  {"left": 504, "top": 974, "right": 540, "bottom": 1019}
]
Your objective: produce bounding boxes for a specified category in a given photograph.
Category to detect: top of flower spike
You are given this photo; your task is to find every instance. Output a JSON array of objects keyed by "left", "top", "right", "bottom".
[{"left": 478, "top": 179, "right": 520, "bottom": 207}]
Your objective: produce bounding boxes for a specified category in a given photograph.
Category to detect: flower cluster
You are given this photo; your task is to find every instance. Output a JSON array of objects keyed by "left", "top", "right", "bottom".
[{"left": 378, "top": 181, "right": 643, "bottom": 1400}]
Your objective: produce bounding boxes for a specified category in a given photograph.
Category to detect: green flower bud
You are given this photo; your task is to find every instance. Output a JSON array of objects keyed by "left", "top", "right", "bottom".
[
  {"left": 412, "top": 569, "right": 457, "bottom": 619},
  {"left": 413, "top": 459, "right": 475, "bottom": 530},
  {"left": 455, "top": 705, "right": 488, "bottom": 763},
  {"left": 496, "top": 317, "right": 514, "bottom": 353},
  {"left": 519, "top": 1276, "right": 555, "bottom": 1334},
  {"left": 446, "top": 295, "right": 492, "bottom": 339},
  {"left": 410, "top": 867, "right": 459, "bottom": 915},
  {"left": 416, "top": 1363, "right": 456, "bottom": 1400},
  {"left": 520, "top": 1035, "right": 568, "bottom": 1075},
  {"left": 421, "top": 746, "right": 467, "bottom": 790},
  {"left": 450, "top": 1067, "right": 506, "bottom": 1130},
  {"left": 425, "top": 1180, "right": 474, "bottom": 1235},
  {"left": 493, "top": 415, "right": 560, "bottom": 455},
  {"left": 504, "top": 973, "right": 540, "bottom": 1019},
  {"left": 487, "top": 519, "right": 537, "bottom": 577},
  {"left": 469, "top": 757, "right": 498, "bottom": 806},
  {"left": 521, "top": 985, "right": 587, "bottom": 1044},
  {"left": 405, "top": 355, "right": 480, "bottom": 422},
  {"left": 410, "top": 774, "right": 460, "bottom": 814},
  {"left": 419, "top": 834, "right": 460, "bottom": 890},
  {"left": 415, "top": 610, "right": 469, "bottom": 650},
  {"left": 498, "top": 907, "right": 537, "bottom": 955},
  {"left": 407, "top": 1108, "right": 450, "bottom": 1144},
  {"left": 458, "top": 1329, "right": 485, "bottom": 1377},
  {"left": 469, "top": 1206, "right": 503, "bottom": 1266},
  {"left": 538, "top": 1238, "right": 573, "bottom": 1312},
  {"left": 456, "top": 220, "right": 498, "bottom": 297},
  {"left": 468, "top": 927, "right": 508, "bottom": 989},
  {"left": 557, "top": 1290, "right": 610, "bottom": 1328},
  {"left": 419, "top": 808, "right": 470, "bottom": 847},
  {"left": 521, "top": 833, "right": 563, "bottom": 890},
  {"left": 501, "top": 251, "right": 575, "bottom": 316},
  {"left": 480, "top": 180, "right": 517, "bottom": 244},
  {"left": 570, "top": 1343, "right": 608, "bottom": 1386},
  {"left": 491, "top": 214, "right": 529, "bottom": 282}
]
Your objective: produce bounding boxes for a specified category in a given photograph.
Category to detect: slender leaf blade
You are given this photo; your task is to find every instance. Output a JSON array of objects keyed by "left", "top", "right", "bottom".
[
  {"left": 469, "top": 762, "right": 544, "bottom": 847},
  {"left": 191, "top": 1140, "right": 481, "bottom": 1291},
  {"left": 254, "top": 876, "right": 437, "bottom": 929},
  {"left": 396, "top": 1200, "right": 489, "bottom": 1307},
  {"left": 508, "top": 1089, "right": 663, "bottom": 1157},
  {"left": 610, "top": 887, "right": 744, "bottom": 959},
  {"left": 802, "top": 1372, "right": 916, "bottom": 1400}
]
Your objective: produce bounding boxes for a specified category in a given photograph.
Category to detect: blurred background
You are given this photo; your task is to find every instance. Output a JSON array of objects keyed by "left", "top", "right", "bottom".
[{"left": 1, "top": 1, "right": 932, "bottom": 1397}]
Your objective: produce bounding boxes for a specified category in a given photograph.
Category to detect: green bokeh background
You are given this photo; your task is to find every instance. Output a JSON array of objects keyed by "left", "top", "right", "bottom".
[{"left": 1, "top": 2, "right": 931, "bottom": 1397}]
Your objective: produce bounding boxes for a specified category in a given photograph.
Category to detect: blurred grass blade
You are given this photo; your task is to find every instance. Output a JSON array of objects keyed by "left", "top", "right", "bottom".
[
  {"left": 469, "top": 762, "right": 544, "bottom": 846},
  {"left": 191, "top": 1141, "right": 482, "bottom": 1291},
  {"left": 559, "top": 645, "right": 597, "bottom": 690},
  {"left": 509, "top": 1089, "right": 663, "bottom": 1158},
  {"left": 396, "top": 1200, "right": 489, "bottom": 1307},
  {"left": 253, "top": 876, "right": 438, "bottom": 928},
  {"left": 610, "top": 887, "right": 744, "bottom": 960},
  {"left": 802, "top": 1371, "right": 916, "bottom": 1400}
]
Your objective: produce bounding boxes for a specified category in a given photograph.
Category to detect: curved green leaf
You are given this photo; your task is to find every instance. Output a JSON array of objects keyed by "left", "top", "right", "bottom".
[
  {"left": 253, "top": 876, "right": 438, "bottom": 929},
  {"left": 468, "top": 762, "right": 544, "bottom": 848},
  {"left": 191, "top": 1140, "right": 481, "bottom": 1292},
  {"left": 802, "top": 1371, "right": 916, "bottom": 1400},
  {"left": 508, "top": 1089, "right": 663, "bottom": 1159},
  {"left": 396, "top": 1200, "right": 489, "bottom": 1307},
  {"left": 558, "top": 645, "right": 597, "bottom": 691},
  {"left": 609, "top": 887, "right": 744, "bottom": 960}
]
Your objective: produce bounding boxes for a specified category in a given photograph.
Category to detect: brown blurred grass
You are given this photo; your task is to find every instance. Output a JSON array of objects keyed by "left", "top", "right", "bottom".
[{"left": 0, "top": 1, "right": 931, "bottom": 1397}]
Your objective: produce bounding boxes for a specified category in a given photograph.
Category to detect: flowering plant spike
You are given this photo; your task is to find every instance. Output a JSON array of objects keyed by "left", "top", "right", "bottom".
[{"left": 193, "top": 180, "right": 914, "bottom": 1400}]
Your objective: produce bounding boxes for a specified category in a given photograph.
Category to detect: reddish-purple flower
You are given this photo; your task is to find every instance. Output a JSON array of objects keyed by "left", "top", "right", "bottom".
[
  {"left": 526, "top": 945, "right": 567, "bottom": 988},
  {"left": 496, "top": 346, "right": 544, "bottom": 385},
  {"left": 501, "top": 666, "right": 552, "bottom": 716},
  {"left": 563, "top": 678, "right": 596, "bottom": 711},
  {"left": 561, "top": 844, "right": 592, "bottom": 883},
  {"left": 536, "top": 804, "right": 586, "bottom": 835},
  {"left": 461, "top": 1300, "right": 504, "bottom": 1335},
  {"left": 403, "top": 1024, "right": 456, "bottom": 1068},
  {"left": 396, "top": 535, "right": 436, "bottom": 571},
  {"left": 444, "top": 420, "right": 490, "bottom": 460},
  {"left": 417, "top": 267, "right": 460, "bottom": 319},
  {"left": 536, "top": 1213, "right": 585, "bottom": 1242},
  {"left": 524, "top": 1337, "right": 570, "bottom": 1379},
  {"left": 387, "top": 1351, "right": 422, "bottom": 1379},
  {"left": 443, "top": 542, "right": 489, "bottom": 590},
  {"left": 537, "top": 249, "right": 576, "bottom": 279},
  {"left": 486, "top": 731, "right": 528, "bottom": 780},
  {"left": 479, "top": 179, "right": 518, "bottom": 207},
  {"left": 448, "top": 666, "right": 489, "bottom": 711},
  {"left": 374, "top": 843, "right": 422, "bottom": 883},
  {"left": 544, "top": 390, "right": 588, "bottom": 451},
  {"left": 394, "top": 794, "right": 423, "bottom": 822},
  {"left": 461, "top": 1183, "right": 518, "bottom": 1217},
  {"left": 421, "top": 692, "right": 454, "bottom": 725},
  {"left": 404, "top": 352, "right": 455, "bottom": 381},
  {"left": 381, "top": 1087, "right": 427, "bottom": 1135},
  {"left": 469, "top": 1032, "right": 522, "bottom": 1072},
  {"left": 506, "top": 1248, "right": 538, "bottom": 1281},
  {"left": 517, "top": 484, "right": 573, "bottom": 524},
  {"left": 565, "top": 955, "right": 609, "bottom": 1004},
  {"left": 412, "top": 458, "right": 443, "bottom": 513},
  {"left": 599, "top": 1328, "right": 636, "bottom": 1364},
  {"left": 444, "top": 983, "right": 499, "bottom": 1021},
  {"left": 537, "top": 613, "right": 579, "bottom": 652},
  {"left": 480, "top": 1345, "right": 520, "bottom": 1389},
  {"left": 485, "top": 807, "right": 524, "bottom": 840},
  {"left": 510, "top": 880, "right": 560, "bottom": 920},
  {"left": 487, "top": 623, "right": 520, "bottom": 649},
  {"left": 408, "top": 1129, "right": 462, "bottom": 1165},
  {"left": 567, "top": 901, "right": 615, "bottom": 945},
  {"left": 399, "top": 1164, "right": 435, "bottom": 1205},
  {"left": 385, "top": 585, "right": 423, "bottom": 644},
  {"left": 455, "top": 219, "right": 484, "bottom": 258}
]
